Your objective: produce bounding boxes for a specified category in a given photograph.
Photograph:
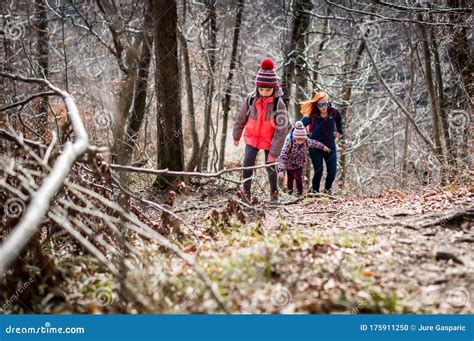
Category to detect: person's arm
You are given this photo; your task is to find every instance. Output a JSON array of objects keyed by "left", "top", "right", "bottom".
[
  {"left": 277, "top": 134, "right": 291, "bottom": 170},
  {"left": 300, "top": 115, "right": 311, "bottom": 127},
  {"left": 306, "top": 137, "right": 331, "bottom": 152},
  {"left": 232, "top": 96, "right": 250, "bottom": 144},
  {"left": 269, "top": 100, "right": 289, "bottom": 159}
]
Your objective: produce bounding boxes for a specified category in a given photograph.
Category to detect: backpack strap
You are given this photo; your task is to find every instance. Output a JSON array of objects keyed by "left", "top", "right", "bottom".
[
  {"left": 246, "top": 95, "right": 255, "bottom": 117},
  {"left": 273, "top": 96, "right": 280, "bottom": 112}
]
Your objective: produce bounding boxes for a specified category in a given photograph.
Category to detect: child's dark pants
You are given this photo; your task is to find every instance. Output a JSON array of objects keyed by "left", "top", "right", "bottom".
[
  {"left": 243, "top": 144, "right": 277, "bottom": 193},
  {"left": 286, "top": 167, "right": 303, "bottom": 194}
]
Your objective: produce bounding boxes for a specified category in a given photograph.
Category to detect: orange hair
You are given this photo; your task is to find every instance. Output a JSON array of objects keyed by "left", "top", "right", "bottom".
[{"left": 299, "top": 91, "right": 328, "bottom": 117}]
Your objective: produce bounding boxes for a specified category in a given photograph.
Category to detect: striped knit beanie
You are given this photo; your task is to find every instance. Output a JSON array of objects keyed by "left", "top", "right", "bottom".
[
  {"left": 255, "top": 58, "right": 278, "bottom": 88},
  {"left": 293, "top": 121, "right": 307, "bottom": 139}
]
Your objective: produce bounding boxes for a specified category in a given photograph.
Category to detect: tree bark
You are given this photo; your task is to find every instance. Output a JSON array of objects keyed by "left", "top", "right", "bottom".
[
  {"left": 292, "top": 0, "right": 313, "bottom": 121},
  {"left": 446, "top": 0, "right": 473, "bottom": 109},
  {"left": 180, "top": 31, "right": 200, "bottom": 172},
  {"left": 152, "top": 0, "right": 185, "bottom": 185},
  {"left": 429, "top": 27, "right": 454, "bottom": 168},
  {"left": 199, "top": 0, "right": 217, "bottom": 172},
  {"left": 34, "top": 0, "right": 49, "bottom": 135},
  {"left": 281, "top": 0, "right": 313, "bottom": 107},
  {"left": 185, "top": 0, "right": 217, "bottom": 172},
  {"left": 118, "top": 36, "right": 152, "bottom": 169},
  {"left": 418, "top": 16, "right": 445, "bottom": 181},
  {"left": 340, "top": 38, "right": 365, "bottom": 187}
]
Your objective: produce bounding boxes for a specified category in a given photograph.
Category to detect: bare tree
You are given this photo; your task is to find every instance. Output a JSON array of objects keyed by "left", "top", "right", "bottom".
[
  {"left": 152, "top": 0, "right": 185, "bottom": 185},
  {"left": 218, "top": 0, "right": 245, "bottom": 170}
]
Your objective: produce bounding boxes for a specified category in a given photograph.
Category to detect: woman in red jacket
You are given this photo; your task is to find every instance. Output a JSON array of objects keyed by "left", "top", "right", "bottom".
[{"left": 232, "top": 58, "right": 289, "bottom": 203}]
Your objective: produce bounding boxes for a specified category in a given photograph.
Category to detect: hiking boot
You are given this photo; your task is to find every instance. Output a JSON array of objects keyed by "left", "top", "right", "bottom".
[
  {"left": 323, "top": 188, "right": 332, "bottom": 195},
  {"left": 270, "top": 191, "right": 279, "bottom": 204}
]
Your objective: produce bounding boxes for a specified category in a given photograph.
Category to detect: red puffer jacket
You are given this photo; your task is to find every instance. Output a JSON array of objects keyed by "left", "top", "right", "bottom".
[
  {"left": 244, "top": 96, "right": 275, "bottom": 150},
  {"left": 232, "top": 89, "right": 288, "bottom": 157}
]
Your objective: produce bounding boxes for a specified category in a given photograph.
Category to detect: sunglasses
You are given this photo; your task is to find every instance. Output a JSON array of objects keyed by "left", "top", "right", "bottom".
[{"left": 317, "top": 101, "right": 329, "bottom": 107}]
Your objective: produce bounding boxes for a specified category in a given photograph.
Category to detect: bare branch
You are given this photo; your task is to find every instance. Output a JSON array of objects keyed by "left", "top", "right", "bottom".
[{"left": 0, "top": 73, "right": 89, "bottom": 276}]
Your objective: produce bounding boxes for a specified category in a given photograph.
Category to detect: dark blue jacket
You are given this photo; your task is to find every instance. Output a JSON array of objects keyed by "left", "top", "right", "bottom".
[{"left": 300, "top": 104, "right": 343, "bottom": 148}]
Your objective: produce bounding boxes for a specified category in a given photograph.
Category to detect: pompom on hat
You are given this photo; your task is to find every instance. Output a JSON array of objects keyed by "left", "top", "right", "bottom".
[
  {"left": 255, "top": 58, "right": 279, "bottom": 88},
  {"left": 293, "top": 121, "right": 307, "bottom": 139},
  {"left": 300, "top": 91, "right": 329, "bottom": 116}
]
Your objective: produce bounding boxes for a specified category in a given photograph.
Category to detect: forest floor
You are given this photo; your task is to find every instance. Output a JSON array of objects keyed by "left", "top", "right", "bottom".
[
  {"left": 122, "top": 181, "right": 473, "bottom": 314},
  {"left": 27, "top": 181, "right": 472, "bottom": 314}
]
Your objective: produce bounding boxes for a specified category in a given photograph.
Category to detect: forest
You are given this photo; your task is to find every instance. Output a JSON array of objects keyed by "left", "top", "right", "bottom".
[{"left": 0, "top": 0, "right": 472, "bottom": 314}]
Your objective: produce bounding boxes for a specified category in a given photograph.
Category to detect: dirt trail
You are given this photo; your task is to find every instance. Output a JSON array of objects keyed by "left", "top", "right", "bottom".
[{"left": 153, "top": 184, "right": 473, "bottom": 313}]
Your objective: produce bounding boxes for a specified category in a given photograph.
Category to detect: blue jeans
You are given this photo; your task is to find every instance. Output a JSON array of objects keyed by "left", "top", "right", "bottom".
[{"left": 309, "top": 147, "right": 337, "bottom": 192}]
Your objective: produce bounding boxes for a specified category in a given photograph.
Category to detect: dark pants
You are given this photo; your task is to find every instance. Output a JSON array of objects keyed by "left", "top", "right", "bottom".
[
  {"left": 309, "top": 147, "right": 337, "bottom": 192},
  {"left": 243, "top": 144, "right": 277, "bottom": 193},
  {"left": 286, "top": 167, "right": 303, "bottom": 194}
]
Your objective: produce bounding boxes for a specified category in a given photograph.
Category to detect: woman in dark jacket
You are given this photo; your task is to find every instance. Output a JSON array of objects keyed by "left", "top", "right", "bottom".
[{"left": 299, "top": 91, "right": 343, "bottom": 194}]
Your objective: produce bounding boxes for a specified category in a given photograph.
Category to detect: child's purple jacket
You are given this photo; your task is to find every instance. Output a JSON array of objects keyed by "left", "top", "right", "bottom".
[{"left": 277, "top": 129, "right": 327, "bottom": 171}]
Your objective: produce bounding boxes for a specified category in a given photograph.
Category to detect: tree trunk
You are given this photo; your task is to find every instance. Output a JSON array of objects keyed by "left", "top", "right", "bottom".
[
  {"left": 186, "top": 0, "right": 217, "bottom": 172},
  {"left": 292, "top": 0, "right": 313, "bottom": 121},
  {"left": 218, "top": 0, "right": 245, "bottom": 170},
  {"left": 180, "top": 31, "right": 200, "bottom": 172},
  {"left": 418, "top": 17, "right": 445, "bottom": 181},
  {"left": 306, "top": 12, "right": 329, "bottom": 188},
  {"left": 446, "top": 0, "right": 473, "bottom": 108},
  {"left": 118, "top": 37, "right": 152, "bottom": 168},
  {"left": 199, "top": 0, "right": 217, "bottom": 172},
  {"left": 340, "top": 39, "right": 365, "bottom": 188},
  {"left": 446, "top": 0, "right": 472, "bottom": 172},
  {"left": 34, "top": 0, "right": 49, "bottom": 135},
  {"left": 429, "top": 27, "right": 454, "bottom": 168},
  {"left": 110, "top": 39, "right": 142, "bottom": 163},
  {"left": 152, "top": 0, "right": 184, "bottom": 186},
  {"left": 281, "top": 0, "right": 312, "bottom": 107}
]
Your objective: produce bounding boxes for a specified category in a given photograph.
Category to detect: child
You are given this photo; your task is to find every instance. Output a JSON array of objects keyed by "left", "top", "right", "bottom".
[
  {"left": 277, "top": 121, "right": 331, "bottom": 196},
  {"left": 233, "top": 58, "right": 289, "bottom": 204}
]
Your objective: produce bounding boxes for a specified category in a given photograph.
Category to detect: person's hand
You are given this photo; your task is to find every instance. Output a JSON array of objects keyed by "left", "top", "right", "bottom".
[
  {"left": 322, "top": 145, "right": 331, "bottom": 153},
  {"left": 334, "top": 131, "right": 341, "bottom": 141},
  {"left": 233, "top": 140, "right": 239, "bottom": 147},
  {"left": 267, "top": 154, "right": 277, "bottom": 163}
]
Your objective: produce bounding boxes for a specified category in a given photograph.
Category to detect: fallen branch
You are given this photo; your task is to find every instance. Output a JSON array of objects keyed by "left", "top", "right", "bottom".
[
  {"left": 0, "top": 73, "right": 89, "bottom": 276},
  {"left": 0, "top": 127, "right": 47, "bottom": 150},
  {"left": 0, "top": 91, "right": 57, "bottom": 112},
  {"left": 110, "top": 162, "right": 279, "bottom": 178}
]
